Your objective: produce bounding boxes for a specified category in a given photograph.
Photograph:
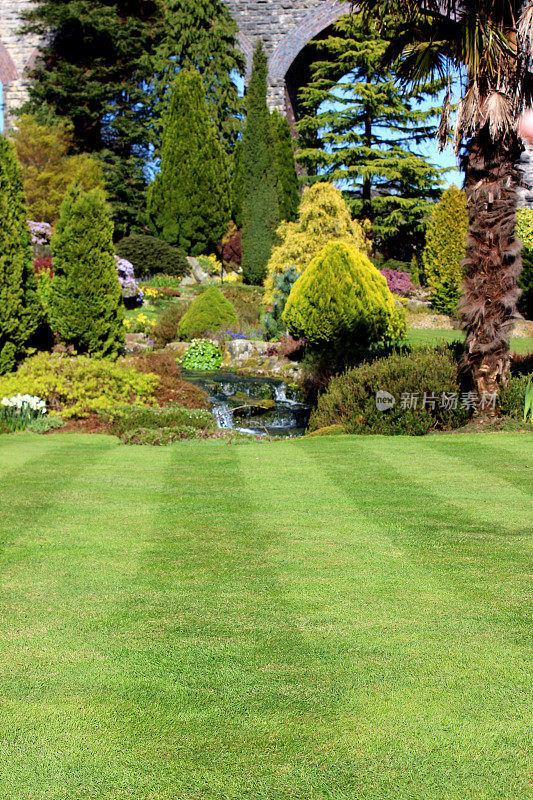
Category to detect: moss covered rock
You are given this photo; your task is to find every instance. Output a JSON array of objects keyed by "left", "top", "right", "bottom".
[{"left": 177, "top": 286, "right": 238, "bottom": 340}]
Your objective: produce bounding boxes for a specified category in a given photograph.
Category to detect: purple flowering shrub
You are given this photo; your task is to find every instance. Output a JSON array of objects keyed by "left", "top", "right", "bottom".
[
  {"left": 380, "top": 269, "right": 415, "bottom": 297},
  {"left": 27, "top": 221, "right": 53, "bottom": 247},
  {"left": 115, "top": 256, "right": 144, "bottom": 307}
]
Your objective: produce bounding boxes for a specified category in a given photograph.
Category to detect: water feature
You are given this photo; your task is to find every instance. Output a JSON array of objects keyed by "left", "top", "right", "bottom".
[{"left": 182, "top": 370, "right": 311, "bottom": 437}]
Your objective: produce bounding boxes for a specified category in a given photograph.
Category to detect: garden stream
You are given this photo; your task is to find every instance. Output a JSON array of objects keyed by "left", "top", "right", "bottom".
[{"left": 181, "top": 371, "right": 312, "bottom": 437}]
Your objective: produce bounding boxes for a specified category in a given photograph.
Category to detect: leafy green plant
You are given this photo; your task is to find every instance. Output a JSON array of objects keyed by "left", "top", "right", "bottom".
[
  {"left": 0, "top": 353, "right": 159, "bottom": 418},
  {"left": 178, "top": 286, "right": 238, "bottom": 340},
  {"left": 116, "top": 235, "right": 189, "bottom": 279},
  {"left": 26, "top": 415, "right": 66, "bottom": 434},
  {"left": 309, "top": 345, "right": 468, "bottom": 436},
  {"left": 181, "top": 339, "right": 223, "bottom": 371},
  {"left": 262, "top": 266, "right": 299, "bottom": 340},
  {"left": 524, "top": 378, "right": 532, "bottom": 423}
]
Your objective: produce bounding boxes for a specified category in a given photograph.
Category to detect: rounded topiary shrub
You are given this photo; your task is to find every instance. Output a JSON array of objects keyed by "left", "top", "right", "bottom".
[
  {"left": 309, "top": 346, "right": 469, "bottom": 436},
  {"left": 177, "top": 286, "right": 238, "bottom": 340},
  {"left": 116, "top": 234, "right": 189, "bottom": 278},
  {"left": 283, "top": 242, "right": 405, "bottom": 349}
]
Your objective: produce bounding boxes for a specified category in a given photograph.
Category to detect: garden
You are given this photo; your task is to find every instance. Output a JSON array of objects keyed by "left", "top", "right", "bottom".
[{"left": 0, "top": 0, "right": 532, "bottom": 797}]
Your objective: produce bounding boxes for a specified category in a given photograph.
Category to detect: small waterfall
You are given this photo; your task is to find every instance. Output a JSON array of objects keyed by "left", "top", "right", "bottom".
[{"left": 182, "top": 370, "right": 311, "bottom": 438}]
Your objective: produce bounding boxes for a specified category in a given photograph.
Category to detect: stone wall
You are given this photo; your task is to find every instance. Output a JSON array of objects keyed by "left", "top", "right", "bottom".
[
  {"left": 0, "top": 0, "right": 349, "bottom": 122},
  {"left": 0, "top": 0, "right": 40, "bottom": 127}
]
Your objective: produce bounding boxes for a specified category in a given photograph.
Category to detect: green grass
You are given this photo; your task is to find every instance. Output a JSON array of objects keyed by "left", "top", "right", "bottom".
[
  {"left": 1, "top": 432, "right": 530, "bottom": 799},
  {"left": 406, "top": 327, "right": 533, "bottom": 354}
]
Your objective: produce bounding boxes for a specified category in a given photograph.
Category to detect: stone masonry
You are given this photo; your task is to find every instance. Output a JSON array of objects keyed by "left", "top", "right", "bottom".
[
  {"left": 0, "top": 0, "right": 349, "bottom": 124},
  {"left": 1, "top": 0, "right": 533, "bottom": 198}
]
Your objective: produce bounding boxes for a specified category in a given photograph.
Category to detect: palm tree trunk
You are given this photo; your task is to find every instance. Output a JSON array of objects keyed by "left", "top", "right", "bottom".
[{"left": 460, "top": 128, "right": 523, "bottom": 415}]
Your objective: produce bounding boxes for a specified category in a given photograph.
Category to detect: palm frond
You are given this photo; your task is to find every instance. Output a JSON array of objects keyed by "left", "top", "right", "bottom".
[
  {"left": 483, "top": 90, "right": 514, "bottom": 139},
  {"left": 438, "top": 79, "right": 453, "bottom": 151}
]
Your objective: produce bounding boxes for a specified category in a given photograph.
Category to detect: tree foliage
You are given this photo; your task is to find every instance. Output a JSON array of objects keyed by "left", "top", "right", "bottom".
[
  {"left": 357, "top": 0, "right": 532, "bottom": 403},
  {"left": 11, "top": 114, "right": 103, "bottom": 225},
  {"left": 423, "top": 186, "right": 469, "bottom": 315},
  {"left": 177, "top": 286, "right": 238, "bottom": 340},
  {"left": 283, "top": 241, "right": 405, "bottom": 348},
  {"left": 49, "top": 186, "right": 124, "bottom": 357},
  {"left": 0, "top": 136, "right": 42, "bottom": 374},
  {"left": 264, "top": 182, "right": 368, "bottom": 303},
  {"left": 22, "top": 0, "right": 165, "bottom": 236},
  {"left": 241, "top": 43, "right": 279, "bottom": 285},
  {"left": 515, "top": 208, "right": 533, "bottom": 320},
  {"left": 147, "top": 70, "right": 230, "bottom": 256},
  {"left": 153, "top": 0, "right": 244, "bottom": 153},
  {"left": 271, "top": 112, "right": 300, "bottom": 223},
  {"left": 298, "top": 13, "right": 444, "bottom": 259}
]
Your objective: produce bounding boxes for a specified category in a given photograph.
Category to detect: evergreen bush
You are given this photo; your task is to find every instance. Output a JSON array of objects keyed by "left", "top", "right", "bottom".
[
  {"left": 309, "top": 346, "right": 468, "bottom": 435},
  {"left": 0, "top": 136, "right": 42, "bottom": 374},
  {"left": 262, "top": 266, "right": 300, "bottom": 339},
  {"left": 283, "top": 242, "right": 405, "bottom": 349},
  {"left": 147, "top": 69, "right": 230, "bottom": 256},
  {"left": 116, "top": 234, "right": 189, "bottom": 278},
  {"left": 177, "top": 286, "right": 238, "bottom": 340},
  {"left": 241, "top": 43, "right": 279, "bottom": 285},
  {"left": 422, "top": 186, "right": 468, "bottom": 315},
  {"left": 271, "top": 111, "right": 299, "bottom": 223},
  {"left": 49, "top": 185, "right": 124, "bottom": 357},
  {"left": 264, "top": 182, "right": 367, "bottom": 303},
  {"left": 515, "top": 208, "right": 533, "bottom": 320}
]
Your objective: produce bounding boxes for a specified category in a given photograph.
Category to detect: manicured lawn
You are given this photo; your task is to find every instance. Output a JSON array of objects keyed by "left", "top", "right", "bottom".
[
  {"left": 0, "top": 432, "right": 531, "bottom": 799},
  {"left": 406, "top": 327, "right": 533, "bottom": 354}
]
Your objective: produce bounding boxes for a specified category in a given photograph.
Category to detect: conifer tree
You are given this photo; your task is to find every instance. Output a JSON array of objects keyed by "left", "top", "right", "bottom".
[
  {"left": 230, "top": 140, "right": 244, "bottom": 228},
  {"left": 272, "top": 112, "right": 300, "bottom": 223},
  {"left": 22, "top": 0, "right": 165, "bottom": 236},
  {"left": 49, "top": 186, "right": 124, "bottom": 357},
  {"left": 298, "top": 13, "right": 444, "bottom": 259},
  {"left": 0, "top": 136, "right": 42, "bottom": 374},
  {"left": 422, "top": 186, "right": 469, "bottom": 316},
  {"left": 147, "top": 70, "right": 230, "bottom": 256},
  {"left": 241, "top": 42, "right": 279, "bottom": 285},
  {"left": 154, "top": 0, "right": 245, "bottom": 152}
]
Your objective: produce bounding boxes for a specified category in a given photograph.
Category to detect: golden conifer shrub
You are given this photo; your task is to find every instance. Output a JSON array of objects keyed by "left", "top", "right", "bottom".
[
  {"left": 283, "top": 242, "right": 405, "bottom": 348},
  {"left": 263, "top": 183, "right": 368, "bottom": 303}
]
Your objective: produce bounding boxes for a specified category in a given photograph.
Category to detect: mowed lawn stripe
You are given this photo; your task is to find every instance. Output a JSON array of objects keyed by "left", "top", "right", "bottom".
[
  {"left": 0, "top": 433, "right": 530, "bottom": 800},
  {"left": 237, "top": 440, "right": 531, "bottom": 799}
]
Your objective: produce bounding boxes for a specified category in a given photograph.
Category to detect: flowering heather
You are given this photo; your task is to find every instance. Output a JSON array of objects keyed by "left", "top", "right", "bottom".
[
  {"left": 27, "top": 221, "right": 52, "bottom": 247},
  {"left": 34, "top": 257, "right": 53, "bottom": 277},
  {"left": 115, "top": 256, "right": 143, "bottom": 304},
  {"left": 380, "top": 269, "right": 415, "bottom": 297}
]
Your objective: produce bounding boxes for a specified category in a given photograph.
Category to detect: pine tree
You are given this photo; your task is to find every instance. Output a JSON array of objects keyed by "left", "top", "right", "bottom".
[
  {"left": 0, "top": 136, "right": 42, "bottom": 374},
  {"left": 49, "top": 186, "right": 124, "bottom": 357},
  {"left": 272, "top": 112, "right": 300, "bottom": 223},
  {"left": 241, "top": 43, "right": 279, "bottom": 285},
  {"left": 230, "top": 140, "right": 244, "bottom": 228},
  {"left": 153, "top": 0, "right": 245, "bottom": 153},
  {"left": 147, "top": 70, "right": 230, "bottom": 256},
  {"left": 22, "top": 0, "right": 165, "bottom": 236},
  {"left": 422, "top": 186, "right": 469, "bottom": 316},
  {"left": 298, "top": 13, "right": 444, "bottom": 259}
]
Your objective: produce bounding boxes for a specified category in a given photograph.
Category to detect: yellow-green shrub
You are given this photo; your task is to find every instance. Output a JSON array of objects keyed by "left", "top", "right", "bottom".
[
  {"left": 0, "top": 352, "right": 159, "bottom": 418},
  {"left": 264, "top": 183, "right": 368, "bottom": 303},
  {"left": 422, "top": 185, "right": 468, "bottom": 315},
  {"left": 177, "top": 286, "right": 238, "bottom": 340},
  {"left": 283, "top": 242, "right": 406, "bottom": 348}
]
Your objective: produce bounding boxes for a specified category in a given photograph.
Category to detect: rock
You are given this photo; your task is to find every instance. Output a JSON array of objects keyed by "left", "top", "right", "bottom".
[
  {"left": 165, "top": 341, "right": 189, "bottom": 356},
  {"left": 124, "top": 332, "right": 152, "bottom": 354},
  {"left": 179, "top": 275, "right": 197, "bottom": 287},
  {"left": 406, "top": 298, "right": 431, "bottom": 312},
  {"left": 186, "top": 257, "right": 209, "bottom": 284}
]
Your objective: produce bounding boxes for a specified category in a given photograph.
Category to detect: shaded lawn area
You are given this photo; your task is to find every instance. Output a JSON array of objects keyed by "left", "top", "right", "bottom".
[
  {"left": 406, "top": 327, "right": 533, "bottom": 354},
  {"left": 0, "top": 432, "right": 531, "bottom": 799}
]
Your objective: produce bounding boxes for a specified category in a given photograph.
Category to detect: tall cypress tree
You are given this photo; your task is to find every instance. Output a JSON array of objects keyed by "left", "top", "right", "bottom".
[
  {"left": 49, "top": 186, "right": 124, "bottom": 357},
  {"left": 298, "top": 13, "right": 444, "bottom": 259},
  {"left": 272, "top": 111, "right": 300, "bottom": 223},
  {"left": 147, "top": 70, "right": 230, "bottom": 256},
  {"left": 22, "top": 0, "right": 165, "bottom": 237},
  {"left": 153, "top": 0, "right": 245, "bottom": 153},
  {"left": 241, "top": 42, "right": 279, "bottom": 285},
  {"left": 0, "top": 136, "right": 42, "bottom": 374}
]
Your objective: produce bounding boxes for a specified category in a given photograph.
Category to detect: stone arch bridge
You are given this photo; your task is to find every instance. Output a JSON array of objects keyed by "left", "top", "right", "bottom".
[
  {"left": 1, "top": 0, "right": 532, "bottom": 202},
  {"left": 0, "top": 0, "right": 350, "bottom": 128}
]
